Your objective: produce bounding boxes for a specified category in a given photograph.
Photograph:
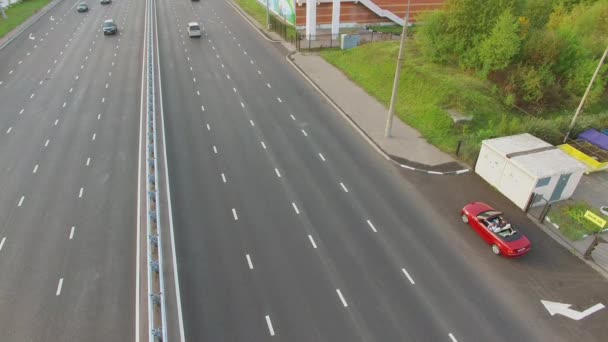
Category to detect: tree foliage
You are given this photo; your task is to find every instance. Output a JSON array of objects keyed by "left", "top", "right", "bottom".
[{"left": 417, "top": 0, "right": 608, "bottom": 110}]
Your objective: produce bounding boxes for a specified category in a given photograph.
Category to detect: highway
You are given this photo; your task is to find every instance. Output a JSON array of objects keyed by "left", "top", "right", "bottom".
[
  {"left": 158, "top": 0, "right": 608, "bottom": 341},
  {"left": 0, "top": 0, "right": 607, "bottom": 341},
  {"left": 0, "top": 0, "right": 143, "bottom": 340}
]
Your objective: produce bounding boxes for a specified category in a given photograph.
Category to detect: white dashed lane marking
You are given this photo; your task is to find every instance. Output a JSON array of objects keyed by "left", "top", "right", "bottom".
[
  {"left": 56, "top": 278, "right": 64, "bottom": 296},
  {"left": 318, "top": 153, "right": 326, "bottom": 161},
  {"left": 0, "top": 237, "right": 6, "bottom": 251},
  {"left": 308, "top": 235, "right": 317, "bottom": 249},
  {"left": 402, "top": 268, "right": 416, "bottom": 285},
  {"left": 232, "top": 208, "right": 238, "bottom": 221},
  {"left": 265, "top": 315, "right": 275, "bottom": 336},
  {"left": 366, "top": 220, "right": 378, "bottom": 233},
  {"left": 32, "top": 164, "right": 39, "bottom": 174},
  {"left": 246, "top": 254, "right": 254, "bottom": 269},
  {"left": 339, "top": 182, "right": 349, "bottom": 193},
  {"left": 17, "top": 196, "right": 25, "bottom": 207},
  {"left": 69, "top": 226, "right": 75, "bottom": 240},
  {"left": 292, "top": 202, "right": 300, "bottom": 214},
  {"left": 336, "top": 289, "right": 348, "bottom": 307}
]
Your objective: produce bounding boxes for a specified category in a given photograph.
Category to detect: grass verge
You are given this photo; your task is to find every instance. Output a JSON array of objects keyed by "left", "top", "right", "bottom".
[
  {"left": 320, "top": 39, "right": 608, "bottom": 164},
  {"left": 0, "top": 0, "right": 51, "bottom": 39},
  {"left": 321, "top": 40, "right": 505, "bottom": 163},
  {"left": 232, "top": 0, "right": 297, "bottom": 41},
  {"left": 548, "top": 202, "right": 606, "bottom": 241}
]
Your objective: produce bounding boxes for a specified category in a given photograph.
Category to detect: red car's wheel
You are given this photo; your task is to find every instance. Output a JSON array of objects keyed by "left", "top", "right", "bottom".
[
  {"left": 461, "top": 214, "right": 469, "bottom": 223},
  {"left": 491, "top": 244, "right": 501, "bottom": 255}
]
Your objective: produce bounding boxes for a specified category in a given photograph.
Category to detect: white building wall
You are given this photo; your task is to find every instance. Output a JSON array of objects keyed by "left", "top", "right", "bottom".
[
  {"left": 475, "top": 144, "right": 507, "bottom": 187},
  {"left": 497, "top": 162, "right": 535, "bottom": 210},
  {"left": 532, "top": 175, "right": 558, "bottom": 203},
  {"left": 558, "top": 171, "right": 584, "bottom": 200}
]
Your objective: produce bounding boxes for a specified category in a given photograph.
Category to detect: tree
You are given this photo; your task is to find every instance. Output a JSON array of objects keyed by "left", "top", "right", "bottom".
[{"left": 478, "top": 10, "right": 522, "bottom": 75}]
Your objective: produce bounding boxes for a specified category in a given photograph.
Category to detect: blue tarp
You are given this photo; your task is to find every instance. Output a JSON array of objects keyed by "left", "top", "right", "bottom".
[
  {"left": 602, "top": 128, "right": 608, "bottom": 136},
  {"left": 578, "top": 129, "right": 608, "bottom": 151}
]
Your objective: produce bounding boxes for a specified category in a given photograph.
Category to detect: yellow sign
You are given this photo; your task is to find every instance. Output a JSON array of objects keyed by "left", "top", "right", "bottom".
[{"left": 584, "top": 211, "right": 606, "bottom": 228}]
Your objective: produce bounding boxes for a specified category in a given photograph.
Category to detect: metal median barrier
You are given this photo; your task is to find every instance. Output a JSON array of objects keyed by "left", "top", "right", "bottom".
[{"left": 144, "top": 0, "right": 168, "bottom": 340}]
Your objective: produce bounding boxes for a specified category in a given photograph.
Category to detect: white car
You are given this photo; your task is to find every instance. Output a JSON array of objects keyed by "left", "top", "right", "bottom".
[{"left": 187, "top": 22, "right": 201, "bottom": 37}]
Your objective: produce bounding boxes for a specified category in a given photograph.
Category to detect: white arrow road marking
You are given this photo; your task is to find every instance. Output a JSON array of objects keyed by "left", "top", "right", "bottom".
[
  {"left": 541, "top": 300, "right": 605, "bottom": 320},
  {"left": 50, "top": 16, "right": 54, "bottom": 21},
  {"left": 29, "top": 33, "right": 35, "bottom": 40}
]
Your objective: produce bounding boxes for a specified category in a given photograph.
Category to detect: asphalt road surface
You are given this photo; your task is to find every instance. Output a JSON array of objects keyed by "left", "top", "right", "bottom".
[
  {"left": 1, "top": 0, "right": 607, "bottom": 341},
  {"left": 158, "top": 0, "right": 608, "bottom": 342},
  {"left": 0, "top": 0, "right": 143, "bottom": 340}
]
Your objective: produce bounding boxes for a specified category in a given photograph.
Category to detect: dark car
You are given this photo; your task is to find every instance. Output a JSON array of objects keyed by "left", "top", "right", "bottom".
[
  {"left": 461, "top": 202, "right": 531, "bottom": 257},
  {"left": 76, "top": 2, "right": 88, "bottom": 12},
  {"left": 100, "top": 0, "right": 111, "bottom": 4},
  {"left": 102, "top": 19, "right": 118, "bottom": 35}
]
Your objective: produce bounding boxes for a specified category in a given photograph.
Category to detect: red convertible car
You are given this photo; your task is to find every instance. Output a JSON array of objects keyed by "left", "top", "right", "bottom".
[{"left": 461, "top": 202, "right": 531, "bottom": 257}]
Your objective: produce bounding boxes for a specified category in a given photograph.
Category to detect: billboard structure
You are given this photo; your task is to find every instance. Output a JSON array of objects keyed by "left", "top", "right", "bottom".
[{"left": 256, "top": 0, "right": 296, "bottom": 26}]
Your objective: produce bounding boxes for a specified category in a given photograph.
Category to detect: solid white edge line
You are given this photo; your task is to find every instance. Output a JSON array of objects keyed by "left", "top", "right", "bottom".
[
  {"left": 401, "top": 268, "right": 415, "bottom": 285},
  {"left": 265, "top": 315, "right": 275, "bottom": 336},
  {"left": 448, "top": 333, "right": 458, "bottom": 342},
  {"left": 134, "top": 2, "right": 147, "bottom": 339},
  {"left": 336, "top": 289, "right": 348, "bottom": 307},
  {"left": 69, "top": 226, "right": 75, "bottom": 240},
  {"left": 56, "top": 278, "right": 64, "bottom": 296},
  {"left": 308, "top": 235, "right": 317, "bottom": 249},
  {"left": 0, "top": 237, "right": 6, "bottom": 251},
  {"left": 232, "top": 208, "right": 238, "bottom": 220},
  {"left": 366, "top": 220, "right": 378, "bottom": 233},
  {"left": 156, "top": 4, "right": 186, "bottom": 340},
  {"left": 246, "top": 254, "right": 253, "bottom": 269}
]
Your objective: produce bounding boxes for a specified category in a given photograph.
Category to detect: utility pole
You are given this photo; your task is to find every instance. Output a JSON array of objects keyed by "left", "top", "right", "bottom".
[
  {"left": 384, "top": 0, "right": 411, "bottom": 138},
  {"left": 265, "top": 0, "right": 270, "bottom": 29},
  {"left": 564, "top": 44, "right": 608, "bottom": 143}
]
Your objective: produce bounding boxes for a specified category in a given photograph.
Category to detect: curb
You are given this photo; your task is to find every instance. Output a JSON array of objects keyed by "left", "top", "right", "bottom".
[
  {"left": 0, "top": 0, "right": 63, "bottom": 50},
  {"left": 285, "top": 51, "right": 469, "bottom": 176}
]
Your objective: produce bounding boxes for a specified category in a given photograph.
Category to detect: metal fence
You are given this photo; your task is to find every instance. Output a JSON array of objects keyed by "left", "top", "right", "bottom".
[
  {"left": 525, "top": 193, "right": 552, "bottom": 222},
  {"left": 295, "top": 31, "right": 401, "bottom": 51}
]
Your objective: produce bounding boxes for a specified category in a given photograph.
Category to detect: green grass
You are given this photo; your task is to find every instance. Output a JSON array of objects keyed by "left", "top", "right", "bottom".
[
  {"left": 548, "top": 202, "right": 606, "bottom": 241},
  {"left": 320, "top": 39, "right": 608, "bottom": 163},
  {"left": 368, "top": 25, "right": 403, "bottom": 35},
  {"left": 321, "top": 40, "right": 505, "bottom": 162},
  {"left": 0, "top": 0, "right": 51, "bottom": 38},
  {"left": 233, "top": 0, "right": 268, "bottom": 29}
]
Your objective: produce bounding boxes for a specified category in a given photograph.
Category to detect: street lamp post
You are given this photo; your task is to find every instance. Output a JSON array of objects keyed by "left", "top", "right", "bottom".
[
  {"left": 384, "top": 0, "right": 411, "bottom": 138},
  {"left": 266, "top": 0, "right": 270, "bottom": 29}
]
